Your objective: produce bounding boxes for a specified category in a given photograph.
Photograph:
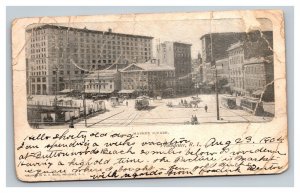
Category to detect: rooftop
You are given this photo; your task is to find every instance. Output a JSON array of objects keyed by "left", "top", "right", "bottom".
[
  {"left": 26, "top": 24, "right": 154, "bottom": 39},
  {"left": 244, "top": 55, "right": 273, "bottom": 65},
  {"left": 121, "top": 61, "right": 175, "bottom": 72},
  {"left": 227, "top": 41, "right": 244, "bottom": 51},
  {"left": 85, "top": 69, "right": 118, "bottom": 79}
]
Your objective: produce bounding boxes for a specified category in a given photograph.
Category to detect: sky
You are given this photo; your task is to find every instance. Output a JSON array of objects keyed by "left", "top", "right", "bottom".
[{"left": 56, "top": 18, "right": 273, "bottom": 59}]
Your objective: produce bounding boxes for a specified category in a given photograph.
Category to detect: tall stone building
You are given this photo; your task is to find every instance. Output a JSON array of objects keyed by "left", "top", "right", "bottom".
[
  {"left": 243, "top": 56, "right": 274, "bottom": 101},
  {"left": 200, "top": 31, "right": 273, "bottom": 84},
  {"left": 227, "top": 41, "right": 245, "bottom": 94},
  {"left": 25, "top": 24, "right": 153, "bottom": 95},
  {"left": 227, "top": 31, "right": 273, "bottom": 95},
  {"left": 157, "top": 41, "right": 192, "bottom": 94}
]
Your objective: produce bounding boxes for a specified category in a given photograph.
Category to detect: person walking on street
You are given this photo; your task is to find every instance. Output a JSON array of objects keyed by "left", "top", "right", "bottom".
[
  {"left": 126, "top": 101, "right": 128, "bottom": 106},
  {"left": 194, "top": 115, "right": 198, "bottom": 125},
  {"left": 204, "top": 104, "right": 208, "bottom": 112},
  {"left": 191, "top": 115, "right": 195, "bottom": 125},
  {"left": 69, "top": 117, "right": 74, "bottom": 128}
]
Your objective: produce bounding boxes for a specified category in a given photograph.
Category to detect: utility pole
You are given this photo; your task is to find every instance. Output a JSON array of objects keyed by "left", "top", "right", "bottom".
[
  {"left": 98, "top": 70, "right": 100, "bottom": 94},
  {"left": 82, "top": 73, "right": 87, "bottom": 127},
  {"left": 210, "top": 20, "right": 220, "bottom": 120},
  {"left": 69, "top": 71, "right": 71, "bottom": 91},
  {"left": 215, "top": 65, "right": 220, "bottom": 120},
  {"left": 54, "top": 66, "right": 58, "bottom": 106}
]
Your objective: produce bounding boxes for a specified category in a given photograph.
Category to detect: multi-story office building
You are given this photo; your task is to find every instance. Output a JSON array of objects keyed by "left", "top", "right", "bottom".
[
  {"left": 120, "top": 60, "right": 176, "bottom": 97},
  {"left": 157, "top": 41, "right": 192, "bottom": 93},
  {"left": 200, "top": 31, "right": 273, "bottom": 84},
  {"left": 244, "top": 56, "right": 274, "bottom": 101},
  {"left": 200, "top": 32, "right": 248, "bottom": 64},
  {"left": 227, "top": 41, "right": 245, "bottom": 95},
  {"left": 216, "top": 58, "right": 230, "bottom": 81},
  {"left": 25, "top": 24, "right": 153, "bottom": 95}
]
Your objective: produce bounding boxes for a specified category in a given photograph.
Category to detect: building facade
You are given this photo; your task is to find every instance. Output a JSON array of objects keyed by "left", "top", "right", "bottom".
[
  {"left": 120, "top": 61, "right": 175, "bottom": 97},
  {"left": 244, "top": 56, "right": 274, "bottom": 101},
  {"left": 200, "top": 31, "right": 273, "bottom": 84},
  {"left": 84, "top": 70, "right": 121, "bottom": 95},
  {"left": 157, "top": 41, "right": 192, "bottom": 94},
  {"left": 227, "top": 31, "right": 274, "bottom": 95},
  {"left": 216, "top": 58, "right": 230, "bottom": 80},
  {"left": 227, "top": 41, "right": 245, "bottom": 95},
  {"left": 191, "top": 53, "right": 203, "bottom": 88},
  {"left": 25, "top": 24, "right": 153, "bottom": 95}
]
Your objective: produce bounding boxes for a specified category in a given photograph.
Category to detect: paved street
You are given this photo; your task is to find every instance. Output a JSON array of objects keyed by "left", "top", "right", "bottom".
[
  {"left": 73, "top": 94, "right": 274, "bottom": 129},
  {"left": 30, "top": 94, "right": 274, "bottom": 129}
]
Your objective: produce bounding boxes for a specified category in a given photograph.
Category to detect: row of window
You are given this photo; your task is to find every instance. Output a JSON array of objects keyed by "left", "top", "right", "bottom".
[
  {"left": 31, "top": 65, "right": 47, "bottom": 71},
  {"left": 85, "top": 84, "right": 112, "bottom": 89},
  {"left": 30, "top": 48, "right": 46, "bottom": 54},
  {"left": 230, "top": 68, "right": 243, "bottom": 76},
  {"left": 48, "top": 31, "right": 151, "bottom": 42},
  {"left": 30, "top": 42, "right": 46, "bottom": 48},
  {"left": 30, "top": 36, "right": 46, "bottom": 42},
  {"left": 245, "top": 79, "right": 266, "bottom": 88},
  {"left": 244, "top": 65, "right": 265, "bottom": 74},
  {"left": 229, "top": 55, "right": 244, "bottom": 65},
  {"left": 31, "top": 77, "right": 46, "bottom": 82},
  {"left": 31, "top": 71, "right": 46, "bottom": 76},
  {"left": 228, "top": 48, "right": 243, "bottom": 57},
  {"left": 230, "top": 77, "right": 243, "bottom": 88},
  {"left": 31, "top": 58, "right": 46, "bottom": 65}
]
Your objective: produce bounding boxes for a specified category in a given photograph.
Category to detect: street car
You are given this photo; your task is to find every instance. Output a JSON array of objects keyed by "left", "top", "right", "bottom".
[{"left": 135, "top": 96, "right": 150, "bottom": 110}]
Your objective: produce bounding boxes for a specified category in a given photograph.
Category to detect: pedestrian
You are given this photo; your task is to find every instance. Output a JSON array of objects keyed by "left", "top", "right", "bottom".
[
  {"left": 181, "top": 99, "right": 183, "bottom": 104},
  {"left": 204, "top": 104, "right": 208, "bottom": 112},
  {"left": 69, "top": 117, "right": 74, "bottom": 128},
  {"left": 191, "top": 115, "right": 195, "bottom": 125},
  {"left": 194, "top": 115, "right": 198, "bottom": 125},
  {"left": 184, "top": 99, "right": 187, "bottom": 105},
  {"left": 126, "top": 101, "right": 128, "bottom": 106}
]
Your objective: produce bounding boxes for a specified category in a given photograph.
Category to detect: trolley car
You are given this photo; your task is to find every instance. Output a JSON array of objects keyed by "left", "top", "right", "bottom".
[
  {"left": 135, "top": 96, "right": 150, "bottom": 110},
  {"left": 240, "top": 97, "right": 264, "bottom": 116},
  {"left": 221, "top": 95, "right": 237, "bottom": 109}
]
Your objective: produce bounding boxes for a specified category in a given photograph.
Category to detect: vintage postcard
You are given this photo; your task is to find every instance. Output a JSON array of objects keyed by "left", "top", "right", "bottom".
[{"left": 12, "top": 10, "right": 288, "bottom": 182}]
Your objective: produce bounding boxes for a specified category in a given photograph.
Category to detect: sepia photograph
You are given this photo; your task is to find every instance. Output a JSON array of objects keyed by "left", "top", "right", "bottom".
[
  {"left": 25, "top": 18, "right": 275, "bottom": 129},
  {"left": 12, "top": 10, "right": 288, "bottom": 182}
]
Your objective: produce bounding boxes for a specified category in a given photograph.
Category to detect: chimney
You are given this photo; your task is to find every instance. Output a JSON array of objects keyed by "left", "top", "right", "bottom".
[{"left": 108, "top": 28, "right": 112, "bottom": 33}]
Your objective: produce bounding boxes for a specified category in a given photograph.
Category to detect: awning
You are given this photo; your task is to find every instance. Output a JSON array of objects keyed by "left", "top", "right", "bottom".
[
  {"left": 164, "top": 88, "right": 174, "bottom": 91},
  {"left": 85, "top": 90, "right": 114, "bottom": 94},
  {"left": 253, "top": 90, "right": 264, "bottom": 95},
  {"left": 59, "top": 89, "right": 74, "bottom": 93},
  {"left": 118, "top": 90, "right": 135, "bottom": 94},
  {"left": 208, "top": 81, "right": 215, "bottom": 85},
  {"left": 222, "top": 83, "right": 231, "bottom": 87}
]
